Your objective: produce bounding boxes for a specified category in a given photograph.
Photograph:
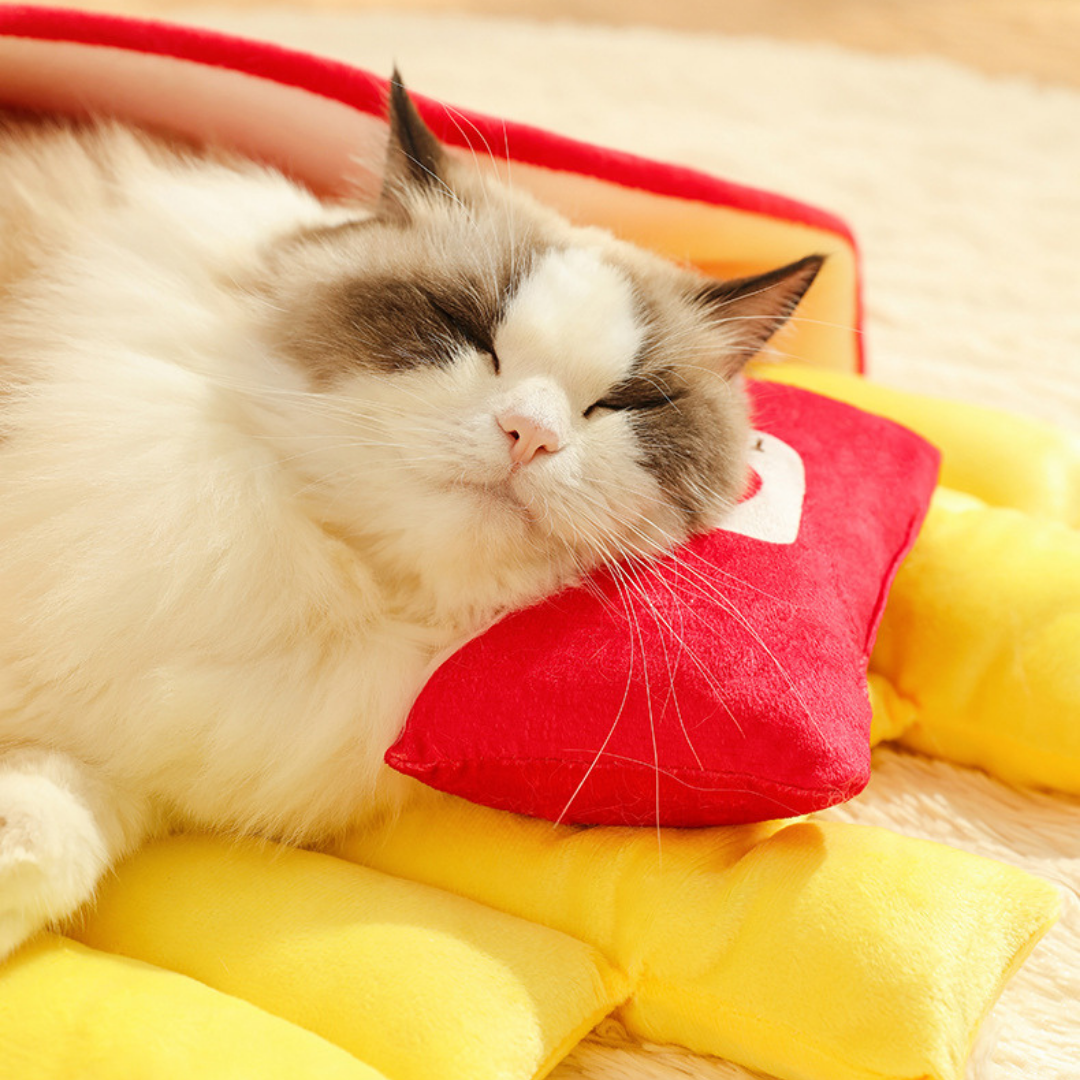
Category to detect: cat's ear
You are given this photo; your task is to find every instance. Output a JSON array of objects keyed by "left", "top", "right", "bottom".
[
  {"left": 696, "top": 254, "right": 825, "bottom": 371},
  {"left": 379, "top": 70, "right": 450, "bottom": 218}
]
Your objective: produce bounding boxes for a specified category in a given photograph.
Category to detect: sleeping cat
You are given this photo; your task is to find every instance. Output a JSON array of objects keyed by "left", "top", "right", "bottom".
[{"left": 0, "top": 79, "right": 821, "bottom": 958}]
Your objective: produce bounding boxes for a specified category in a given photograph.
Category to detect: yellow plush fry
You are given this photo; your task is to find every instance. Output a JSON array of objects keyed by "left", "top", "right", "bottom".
[
  {"left": 624, "top": 820, "right": 1056, "bottom": 1080},
  {"left": 753, "top": 361, "right": 1080, "bottom": 525},
  {"left": 0, "top": 934, "right": 382, "bottom": 1080},
  {"left": 338, "top": 794, "right": 1060, "bottom": 1080},
  {"left": 871, "top": 487, "right": 1080, "bottom": 793},
  {"left": 867, "top": 670, "right": 918, "bottom": 745},
  {"left": 70, "top": 835, "right": 628, "bottom": 1080}
]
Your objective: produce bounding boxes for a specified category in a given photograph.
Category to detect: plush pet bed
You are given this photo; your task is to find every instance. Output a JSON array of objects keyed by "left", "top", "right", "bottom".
[{"left": 0, "top": 8, "right": 1077, "bottom": 1080}]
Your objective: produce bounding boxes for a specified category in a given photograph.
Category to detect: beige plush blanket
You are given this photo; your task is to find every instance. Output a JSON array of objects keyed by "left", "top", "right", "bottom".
[{"left": 156, "top": 10, "right": 1080, "bottom": 1076}]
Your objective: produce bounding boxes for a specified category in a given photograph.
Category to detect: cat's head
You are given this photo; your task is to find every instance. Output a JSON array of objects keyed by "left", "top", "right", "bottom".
[{"left": 257, "top": 78, "right": 822, "bottom": 624}]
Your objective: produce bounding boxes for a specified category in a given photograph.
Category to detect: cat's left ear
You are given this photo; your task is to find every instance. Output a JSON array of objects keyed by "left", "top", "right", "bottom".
[
  {"left": 379, "top": 70, "right": 450, "bottom": 218},
  {"left": 696, "top": 254, "right": 825, "bottom": 371}
]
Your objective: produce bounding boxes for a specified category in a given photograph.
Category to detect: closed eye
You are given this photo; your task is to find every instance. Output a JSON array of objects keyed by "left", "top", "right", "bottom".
[
  {"left": 584, "top": 387, "right": 684, "bottom": 418},
  {"left": 426, "top": 294, "right": 501, "bottom": 373}
]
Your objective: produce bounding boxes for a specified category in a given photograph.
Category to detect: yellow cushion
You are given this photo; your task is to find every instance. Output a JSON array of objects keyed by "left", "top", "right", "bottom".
[
  {"left": 867, "top": 670, "right": 917, "bottom": 745},
  {"left": 0, "top": 934, "right": 385, "bottom": 1080},
  {"left": 871, "top": 487, "right": 1080, "bottom": 793},
  {"left": 753, "top": 361, "right": 1080, "bottom": 526},
  {"left": 7, "top": 793, "right": 1055, "bottom": 1080},
  {"left": 68, "top": 835, "right": 628, "bottom": 1080},
  {"left": 337, "top": 793, "right": 1060, "bottom": 1080}
]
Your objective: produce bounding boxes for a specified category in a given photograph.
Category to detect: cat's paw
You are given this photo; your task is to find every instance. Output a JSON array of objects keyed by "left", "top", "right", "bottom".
[
  {"left": 0, "top": 859, "right": 52, "bottom": 960},
  {"left": 0, "top": 769, "right": 108, "bottom": 961}
]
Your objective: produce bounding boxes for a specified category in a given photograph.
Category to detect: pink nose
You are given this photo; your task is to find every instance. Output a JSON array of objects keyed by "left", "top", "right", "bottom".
[{"left": 498, "top": 412, "right": 562, "bottom": 465}]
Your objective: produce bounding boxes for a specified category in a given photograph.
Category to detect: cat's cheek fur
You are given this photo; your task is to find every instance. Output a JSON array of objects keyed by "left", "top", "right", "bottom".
[{"left": 509, "top": 429, "right": 676, "bottom": 568}]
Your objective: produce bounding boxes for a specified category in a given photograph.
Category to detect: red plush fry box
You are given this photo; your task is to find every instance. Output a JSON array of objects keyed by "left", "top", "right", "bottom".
[{"left": 388, "top": 382, "right": 940, "bottom": 826}]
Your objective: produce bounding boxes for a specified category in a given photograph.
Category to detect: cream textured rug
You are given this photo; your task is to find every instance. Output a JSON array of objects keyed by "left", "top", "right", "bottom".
[{"left": 166, "top": 10, "right": 1080, "bottom": 1077}]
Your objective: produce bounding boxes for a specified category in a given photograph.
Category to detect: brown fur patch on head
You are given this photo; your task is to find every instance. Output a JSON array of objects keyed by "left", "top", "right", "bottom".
[
  {"left": 263, "top": 209, "right": 551, "bottom": 384},
  {"left": 626, "top": 365, "right": 749, "bottom": 527},
  {"left": 310, "top": 273, "right": 490, "bottom": 375},
  {"left": 597, "top": 247, "right": 823, "bottom": 528},
  {"left": 616, "top": 307, "right": 750, "bottom": 528},
  {"left": 260, "top": 76, "right": 571, "bottom": 383}
]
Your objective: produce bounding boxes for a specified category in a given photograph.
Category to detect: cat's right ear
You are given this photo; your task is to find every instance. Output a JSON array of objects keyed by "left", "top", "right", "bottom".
[
  {"left": 379, "top": 71, "right": 450, "bottom": 219},
  {"left": 694, "top": 255, "right": 825, "bottom": 373}
]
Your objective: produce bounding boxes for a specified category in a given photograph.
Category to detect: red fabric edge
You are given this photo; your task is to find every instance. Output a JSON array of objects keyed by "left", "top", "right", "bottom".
[
  {"left": 0, "top": 5, "right": 865, "bottom": 372},
  {"left": 0, "top": 7, "right": 848, "bottom": 234},
  {"left": 860, "top": 436, "right": 941, "bottom": 657},
  {"left": 385, "top": 749, "right": 870, "bottom": 827},
  {"left": 386, "top": 749, "right": 868, "bottom": 803}
]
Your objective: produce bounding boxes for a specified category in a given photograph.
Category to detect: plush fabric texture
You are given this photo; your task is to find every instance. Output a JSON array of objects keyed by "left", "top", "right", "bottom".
[
  {"left": 4, "top": 806, "right": 1055, "bottom": 1080},
  {"left": 338, "top": 793, "right": 1060, "bottom": 1080},
  {"left": 0, "top": 935, "right": 384, "bottom": 1080},
  {"left": 68, "top": 835, "right": 628, "bottom": 1080},
  {"left": 876, "top": 487, "right": 1080, "bottom": 793},
  {"left": 387, "top": 380, "right": 939, "bottom": 826}
]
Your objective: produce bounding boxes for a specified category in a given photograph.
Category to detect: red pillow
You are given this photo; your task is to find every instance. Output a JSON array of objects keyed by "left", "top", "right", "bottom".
[{"left": 386, "top": 382, "right": 940, "bottom": 826}]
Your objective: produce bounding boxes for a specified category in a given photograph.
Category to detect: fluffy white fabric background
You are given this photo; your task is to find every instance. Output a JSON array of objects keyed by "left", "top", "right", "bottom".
[{"left": 170, "top": 10, "right": 1080, "bottom": 1077}]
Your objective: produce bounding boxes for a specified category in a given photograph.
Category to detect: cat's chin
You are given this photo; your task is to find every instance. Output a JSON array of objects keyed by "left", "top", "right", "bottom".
[{"left": 448, "top": 476, "right": 540, "bottom": 526}]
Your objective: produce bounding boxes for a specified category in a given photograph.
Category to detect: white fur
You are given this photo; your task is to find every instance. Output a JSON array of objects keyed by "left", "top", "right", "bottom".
[
  {"left": 0, "top": 129, "right": 443, "bottom": 953},
  {"left": 497, "top": 247, "right": 644, "bottom": 390},
  {"left": 0, "top": 121, "right": 700, "bottom": 957}
]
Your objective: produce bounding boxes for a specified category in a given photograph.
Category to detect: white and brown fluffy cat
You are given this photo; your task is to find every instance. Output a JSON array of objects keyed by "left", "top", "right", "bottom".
[{"left": 0, "top": 79, "right": 821, "bottom": 957}]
